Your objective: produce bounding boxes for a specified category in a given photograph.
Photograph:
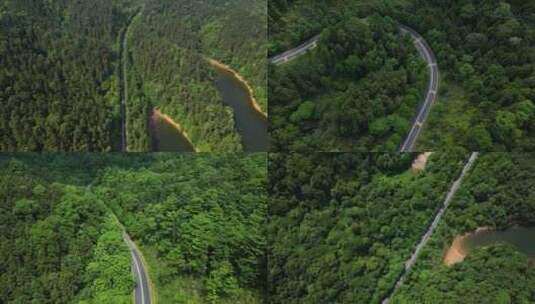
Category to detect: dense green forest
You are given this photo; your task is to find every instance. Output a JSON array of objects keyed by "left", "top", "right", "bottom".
[
  {"left": 269, "top": 0, "right": 428, "bottom": 151},
  {"left": 268, "top": 151, "right": 468, "bottom": 303},
  {"left": 392, "top": 153, "right": 535, "bottom": 303},
  {"left": 0, "top": 0, "right": 139, "bottom": 151},
  {"left": 0, "top": 156, "right": 133, "bottom": 303},
  {"left": 0, "top": 153, "right": 267, "bottom": 303},
  {"left": 270, "top": 0, "right": 535, "bottom": 151},
  {"left": 0, "top": 0, "right": 266, "bottom": 152},
  {"left": 398, "top": 1, "right": 535, "bottom": 151},
  {"left": 126, "top": 0, "right": 266, "bottom": 152}
]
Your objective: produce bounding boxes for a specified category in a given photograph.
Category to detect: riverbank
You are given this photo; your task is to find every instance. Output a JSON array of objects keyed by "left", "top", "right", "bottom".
[
  {"left": 152, "top": 109, "right": 199, "bottom": 152},
  {"left": 207, "top": 58, "right": 268, "bottom": 119},
  {"left": 444, "top": 226, "right": 492, "bottom": 266}
]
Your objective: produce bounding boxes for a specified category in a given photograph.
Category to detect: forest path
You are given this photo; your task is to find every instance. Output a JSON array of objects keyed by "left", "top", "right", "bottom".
[
  {"left": 120, "top": 10, "right": 141, "bottom": 152},
  {"left": 85, "top": 184, "right": 154, "bottom": 304},
  {"left": 380, "top": 152, "right": 479, "bottom": 304},
  {"left": 268, "top": 25, "right": 439, "bottom": 151}
]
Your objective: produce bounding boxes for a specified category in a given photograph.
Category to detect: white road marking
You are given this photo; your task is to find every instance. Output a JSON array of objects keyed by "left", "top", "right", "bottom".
[{"left": 132, "top": 251, "right": 145, "bottom": 304}]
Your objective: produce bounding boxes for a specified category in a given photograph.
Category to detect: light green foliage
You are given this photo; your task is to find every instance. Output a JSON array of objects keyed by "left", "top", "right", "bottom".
[
  {"left": 0, "top": 153, "right": 266, "bottom": 304},
  {"left": 83, "top": 216, "right": 133, "bottom": 304},
  {"left": 206, "top": 261, "right": 239, "bottom": 303}
]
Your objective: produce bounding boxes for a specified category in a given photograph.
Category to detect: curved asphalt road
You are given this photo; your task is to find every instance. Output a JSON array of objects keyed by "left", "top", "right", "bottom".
[
  {"left": 85, "top": 184, "right": 152, "bottom": 304},
  {"left": 381, "top": 152, "right": 479, "bottom": 304},
  {"left": 398, "top": 25, "right": 439, "bottom": 152},
  {"left": 269, "top": 25, "right": 439, "bottom": 151},
  {"left": 122, "top": 232, "right": 152, "bottom": 304}
]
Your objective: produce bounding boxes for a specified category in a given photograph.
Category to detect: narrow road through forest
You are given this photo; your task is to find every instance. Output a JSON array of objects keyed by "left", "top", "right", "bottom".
[
  {"left": 269, "top": 25, "right": 439, "bottom": 151},
  {"left": 85, "top": 184, "right": 152, "bottom": 304},
  {"left": 120, "top": 11, "right": 140, "bottom": 152},
  {"left": 381, "top": 152, "right": 479, "bottom": 304},
  {"left": 398, "top": 25, "right": 439, "bottom": 152}
]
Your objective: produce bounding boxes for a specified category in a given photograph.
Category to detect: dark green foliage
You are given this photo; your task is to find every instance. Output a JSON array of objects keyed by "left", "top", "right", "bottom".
[
  {"left": 270, "top": 8, "right": 427, "bottom": 151},
  {"left": 0, "top": 0, "right": 139, "bottom": 151},
  {"left": 392, "top": 153, "right": 535, "bottom": 303},
  {"left": 126, "top": 0, "right": 266, "bottom": 151},
  {"left": 394, "top": 245, "right": 535, "bottom": 304},
  {"left": 397, "top": 0, "right": 535, "bottom": 150},
  {"left": 268, "top": 152, "right": 467, "bottom": 303}
]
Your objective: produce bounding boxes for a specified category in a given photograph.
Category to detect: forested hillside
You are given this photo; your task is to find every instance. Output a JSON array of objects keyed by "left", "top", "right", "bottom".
[
  {"left": 93, "top": 153, "right": 267, "bottom": 303},
  {"left": 270, "top": 5, "right": 428, "bottom": 151},
  {"left": 396, "top": 1, "right": 535, "bottom": 151},
  {"left": 0, "top": 0, "right": 139, "bottom": 151},
  {"left": 126, "top": 0, "right": 266, "bottom": 152},
  {"left": 392, "top": 153, "right": 535, "bottom": 303},
  {"left": 268, "top": 152, "right": 467, "bottom": 303},
  {"left": 0, "top": 153, "right": 267, "bottom": 303},
  {"left": 0, "top": 156, "right": 133, "bottom": 303}
]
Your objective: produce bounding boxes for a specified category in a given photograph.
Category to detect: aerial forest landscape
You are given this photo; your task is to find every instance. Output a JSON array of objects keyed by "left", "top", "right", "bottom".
[
  {"left": 1, "top": 0, "right": 535, "bottom": 303},
  {"left": 0, "top": 0, "right": 267, "bottom": 152},
  {"left": 269, "top": 0, "right": 535, "bottom": 151},
  {"left": 269, "top": 152, "right": 535, "bottom": 303},
  {"left": 0, "top": 153, "right": 267, "bottom": 303}
]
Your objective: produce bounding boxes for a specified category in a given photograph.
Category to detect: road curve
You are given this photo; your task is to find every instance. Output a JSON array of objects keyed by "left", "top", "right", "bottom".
[
  {"left": 84, "top": 184, "right": 152, "bottom": 304},
  {"left": 381, "top": 152, "right": 479, "bottom": 304},
  {"left": 269, "top": 25, "right": 439, "bottom": 151},
  {"left": 122, "top": 232, "right": 152, "bottom": 304},
  {"left": 399, "top": 25, "right": 439, "bottom": 152}
]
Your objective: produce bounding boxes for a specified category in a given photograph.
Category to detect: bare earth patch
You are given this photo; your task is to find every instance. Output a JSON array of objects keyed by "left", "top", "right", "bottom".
[{"left": 411, "top": 152, "right": 433, "bottom": 173}]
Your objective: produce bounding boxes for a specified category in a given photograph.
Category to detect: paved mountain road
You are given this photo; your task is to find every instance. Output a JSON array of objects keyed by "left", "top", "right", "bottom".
[
  {"left": 398, "top": 25, "right": 439, "bottom": 152},
  {"left": 84, "top": 184, "right": 152, "bottom": 304},
  {"left": 381, "top": 152, "right": 479, "bottom": 304},
  {"left": 123, "top": 232, "right": 152, "bottom": 304},
  {"left": 269, "top": 34, "right": 321, "bottom": 65},
  {"left": 269, "top": 25, "right": 439, "bottom": 151}
]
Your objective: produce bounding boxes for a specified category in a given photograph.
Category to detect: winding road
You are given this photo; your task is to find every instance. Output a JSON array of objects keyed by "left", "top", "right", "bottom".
[
  {"left": 398, "top": 25, "right": 439, "bottom": 152},
  {"left": 269, "top": 25, "right": 439, "bottom": 151},
  {"left": 85, "top": 184, "right": 152, "bottom": 304},
  {"left": 381, "top": 152, "right": 479, "bottom": 304}
]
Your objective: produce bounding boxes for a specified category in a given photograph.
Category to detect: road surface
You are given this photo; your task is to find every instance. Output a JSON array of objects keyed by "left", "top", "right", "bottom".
[
  {"left": 381, "top": 152, "right": 479, "bottom": 304},
  {"left": 122, "top": 232, "right": 152, "bottom": 304},
  {"left": 269, "top": 34, "right": 321, "bottom": 65},
  {"left": 269, "top": 25, "right": 439, "bottom": 151},
  {"left": 398, "top": 25, "right": 439, "bottom": 152},
  {"left": 84, "top": 184, "right": 152, "bottom": 304},
  {"left": 120, "top": 11, "right": 140, "bottom": 152}
]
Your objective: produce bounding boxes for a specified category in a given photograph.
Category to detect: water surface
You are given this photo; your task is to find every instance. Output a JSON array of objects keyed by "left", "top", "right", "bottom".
[
  {"left": 213, "top": 67, "right": 268, "bottom": 152},
  {"left": 150, "top": 111, "right": 195, "bottom": 152},
  {"left": 461, "top": 227, "right": 535, "bottom": 259}
]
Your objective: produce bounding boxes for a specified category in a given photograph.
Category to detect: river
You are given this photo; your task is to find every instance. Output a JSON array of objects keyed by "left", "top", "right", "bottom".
[
  {"left": 446, "top": 227, "right": 535, "bottom": 265},
  {"left": 150, "top": 110, "right": 195, "bottom": 152},
  {"left": 212, "top": 65, "right": 268, "bottom": 152}
]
